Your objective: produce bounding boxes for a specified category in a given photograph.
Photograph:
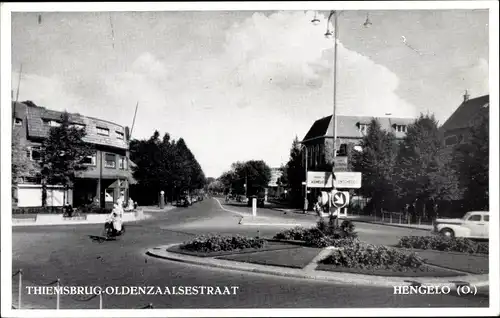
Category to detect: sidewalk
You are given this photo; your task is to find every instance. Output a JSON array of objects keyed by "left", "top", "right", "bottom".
[
  {"left": 147, "top": 243, "right": 489, "bottom": 289},
  {"left": 345, "top": 215, "right": 433, "bottom": 231}
]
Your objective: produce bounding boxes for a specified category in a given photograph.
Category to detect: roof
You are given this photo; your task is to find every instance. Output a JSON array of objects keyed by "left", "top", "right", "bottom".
[
  {"left": 440, "top": 95, "right": 489, "bottom": 132},
  {"left": 17, "top": 101, "right": 128, "bottom": 150},
  {"left": 302, "top": 115, "right": 415, "bottom": 142}
]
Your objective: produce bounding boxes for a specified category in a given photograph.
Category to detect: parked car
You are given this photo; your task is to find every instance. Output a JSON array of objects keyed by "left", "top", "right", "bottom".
[{"left": 432, "top": 211, "right": 489, "bottom": 239}]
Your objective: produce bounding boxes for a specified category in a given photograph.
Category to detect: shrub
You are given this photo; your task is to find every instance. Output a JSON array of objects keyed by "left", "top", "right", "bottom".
[
  {"left": 273, "top": 226, "right": 308, "bottom": 240},
  {"left": 181, "top": 235, "right": 267, "bottom": 253},
  {"left": 397, "top": 236, "right": 488, "bottom": 254},
  {"left": 13, "top": 206, "right": 65, "bottom": 214},
  {"left": 321, "top": 243, "right": 425, "bottom": 271},
  {"left": 273, "top": 218, "right": 358, "bottom": 247}
]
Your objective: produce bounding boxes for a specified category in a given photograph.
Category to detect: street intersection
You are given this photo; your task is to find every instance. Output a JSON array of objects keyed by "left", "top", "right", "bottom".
[{"left": 12, "top": 199, "right": 489, "bottom": 309}]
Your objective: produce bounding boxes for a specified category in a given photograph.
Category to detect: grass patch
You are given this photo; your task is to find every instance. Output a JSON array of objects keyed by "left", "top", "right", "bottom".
[
  {"left": 411, "top": 249, "right": 489, "bottom": 274},
  {"left": 316, "top": 264, "right": 465, "bottom": 277},
  {"left": 168, "top": 242, "right": 298, "bottom": 257},
  {"left": 218, "top": 247, "right": 322, "bottom": 269}
]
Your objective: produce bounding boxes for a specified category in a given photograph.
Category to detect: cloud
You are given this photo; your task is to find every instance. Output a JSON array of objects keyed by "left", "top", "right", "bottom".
[{"left": 13, "top": 11, "right": 418, "bottom": 178}]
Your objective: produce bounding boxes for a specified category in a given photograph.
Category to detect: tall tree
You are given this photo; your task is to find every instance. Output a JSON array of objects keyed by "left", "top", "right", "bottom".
[
  {"left": 351, "top": 119, "right": 398, "bottom": 213},
  {"left": 40, "top": 112, "right": 93, "bottom": 207},
  {"left": 395, "top": 114, "right": 459, "bottom": 213},
  {"left": 284, "top": 136, "right": 305, "bottom": 208}
]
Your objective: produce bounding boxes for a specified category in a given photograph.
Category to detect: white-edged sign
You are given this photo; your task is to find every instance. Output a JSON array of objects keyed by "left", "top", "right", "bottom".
[
  {"left": 307, "top": 171, "right": 362, "bottom": 189},
  {"left": 334, "top": 156, "right": 348, "bottom": 172},
  {"left": 307, "top": 171, "right": 333, "bottom": 188},
  {"left": 331, "top": 190, "right": 349, "bottom": 208},
  {"left": 333, "top": 172, "right": 362, "bottom": 189}
]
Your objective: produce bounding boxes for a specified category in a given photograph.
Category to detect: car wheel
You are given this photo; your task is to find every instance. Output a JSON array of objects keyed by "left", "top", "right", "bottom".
[{"left": 440, "top": 228, "right": 455, "bottom": 238}]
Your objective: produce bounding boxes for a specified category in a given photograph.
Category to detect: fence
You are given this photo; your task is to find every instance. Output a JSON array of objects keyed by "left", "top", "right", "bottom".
[{"left": 12, "top": 269, "right": 154, "bottom": 310}]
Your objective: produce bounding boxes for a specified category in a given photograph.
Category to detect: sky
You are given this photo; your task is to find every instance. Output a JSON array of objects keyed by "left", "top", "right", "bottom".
[{"left": 10, "top": 8, "right": 489, "bottom": 178}]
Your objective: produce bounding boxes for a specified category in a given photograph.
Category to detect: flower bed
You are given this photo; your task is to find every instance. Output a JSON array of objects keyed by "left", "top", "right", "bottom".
[
  {"left": 179, "top": 234, "right": 268, "bottom": 253},
  {"left": 320, "top": 242, "right": 425, "bottom": 272},
  {"left": 273, "top": 219, "right": 358, "bottom": 248},
  {"left": 397, "top": 236, "right": 488, "bottom": 254}
]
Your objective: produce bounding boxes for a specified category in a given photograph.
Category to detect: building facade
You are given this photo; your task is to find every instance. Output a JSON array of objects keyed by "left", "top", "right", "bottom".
[
  {"left": 302, "top": 115, "right": 414, "bottom": 172},
  {"left": 267, "top": 167, "right": 285, "bottom": 198},
  {"left": 439, "top": 93, "right": 489, "bottom": 148},
  {"left": 12, "top": 101, "right": 136, "bottom": 208},
  {"left": 300, "top": 115, "right": 414, "bottom": 208}
]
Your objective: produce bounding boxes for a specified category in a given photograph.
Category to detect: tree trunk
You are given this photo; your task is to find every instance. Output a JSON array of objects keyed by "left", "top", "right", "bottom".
[{"left": 41, "top": 180, "right": 47, "bottom": 207}]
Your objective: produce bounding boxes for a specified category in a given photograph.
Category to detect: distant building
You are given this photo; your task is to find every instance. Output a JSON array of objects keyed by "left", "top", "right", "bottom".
[
  {"left": 302, "top": 115, "right": 414, "bottom": 172},
  {"left": 267, "top": 167, "right": 284, "bottom": 198},
  {"left": 439, "top": 92, "right": 489, "bottom": 148},
  {"left": 12, "top": 100, "right": 136, "bottom": 208}
]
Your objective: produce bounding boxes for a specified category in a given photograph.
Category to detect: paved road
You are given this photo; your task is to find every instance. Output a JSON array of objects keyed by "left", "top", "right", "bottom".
[{"left": 12, "top": 199, "right": 488, "bottom": 309}]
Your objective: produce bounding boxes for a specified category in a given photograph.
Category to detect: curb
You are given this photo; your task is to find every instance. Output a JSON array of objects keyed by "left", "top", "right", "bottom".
[
  {"left": 146, "top": 244, "right": 489, "bottom": 289},
  {"left": 349, "top": 219, "right": 433, "bottom": 231}
]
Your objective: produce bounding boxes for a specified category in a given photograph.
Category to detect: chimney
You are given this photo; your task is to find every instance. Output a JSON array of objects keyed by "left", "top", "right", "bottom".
[{"left": 463, "top": 90, "right": 470, "bottom": 103}]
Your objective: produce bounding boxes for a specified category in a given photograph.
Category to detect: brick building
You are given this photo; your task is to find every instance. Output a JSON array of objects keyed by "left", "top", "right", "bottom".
[
  {"left": 12, "top": 101, "right": 136, "bottom": 208},
  {"left": 302, "top": 115, "right": 414, "bottom": 172},
  {"left": 300, "top": 115, "right": 414, "bottom": 208},
  {"left": 439, "top": 92, "right": 489, "bottom": 148}
]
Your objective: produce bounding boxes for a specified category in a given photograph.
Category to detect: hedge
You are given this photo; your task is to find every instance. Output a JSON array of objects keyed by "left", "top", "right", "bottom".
[
  {"left": 13, "top": 205, "right": 112, "bottom": 215},
  {"left": 321, "top": 242, "right": 425, "bottom": 271},
  {"left": 397, "top": 236, "right": 488, "bottom": 254},
  {"left": 180, "top": 235, "right": 267, "bottom": 253}
]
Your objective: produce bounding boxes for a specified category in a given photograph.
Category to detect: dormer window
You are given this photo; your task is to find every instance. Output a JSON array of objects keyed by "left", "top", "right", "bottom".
[{"left": 395, "top": 125, "right": 407, "bottom": 132}]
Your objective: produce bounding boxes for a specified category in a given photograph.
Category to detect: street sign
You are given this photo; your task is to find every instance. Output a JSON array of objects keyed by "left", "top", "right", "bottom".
[
  {"left": 331, "top": 191, "right": 349, "bottom": 208},
  {"left": 334, "top": 156, "right": 348, "bottom": 172},
  {"left": 333, "top": 172, "right": 362, "bottom": 189},
  {"left": 307, "top": 171, "right": 333, "bottom": 188}
]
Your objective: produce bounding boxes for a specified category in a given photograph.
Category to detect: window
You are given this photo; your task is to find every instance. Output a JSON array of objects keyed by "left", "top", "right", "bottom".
[
  {"left": 468, "top": 214, "right": 482, "bottom": 222},
  {"left": 14, "top": 118, "right": 22, "bottom": 126},
  {"left": 483, "top": 215, "right": 489, "bottom": 222},
  {"left": 116, "top": 131, "right": 124, "bottom": 140},
  {"left": 105, "top": 153, "right": 116, "bottom": 168},
  {"left": 395, "top": 125, "right": 407, "bottom": 132},
  {"left": 97, "top": 127, "right": 109, "bottom": 136},
  {"left": 119, "top": 156, "right": 127, "bottom": 170},
  {"left": 359, "top": 124, "right": 368, "bottom": 133},
  {"left": 49, "top": 120, "right": 61, "bottom": 127},
  {"left": 29, "top": 146, "right": 41, "bottom": 161},
  {"left": 337, "top": 144, "right": 347, "bottom": 156},
  {"left": 82, "top": 153, "right": 97, "bottom": 166},
  {"left": 445, "top": 135, "right": 458, "bottom": 146},
  {"left": 70, "top": 123, "right": 86, "bottom": 130}
]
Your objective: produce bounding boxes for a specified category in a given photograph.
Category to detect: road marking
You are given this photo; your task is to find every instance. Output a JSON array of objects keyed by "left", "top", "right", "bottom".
[{"left": 213, "top": 198, "right": 247, "bottom": 217}]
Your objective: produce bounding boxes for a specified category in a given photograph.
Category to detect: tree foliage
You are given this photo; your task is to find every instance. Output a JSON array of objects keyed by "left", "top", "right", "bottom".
[
  {"left": 217, "top": 160, "right": 272, "bottom": 196},
  {"left": 284, "top": 136, "right": 305, "bottom": 207},
  {"left": 395, "top": 114, "right": 460, "bottom": 208},
  {"left": 130, "top": 131, "right": 206, "bottom": 204},
  {"left": 40, "top": 112, "right": 94, "bottom": 206},
  {"left": 351, "top": 119, "right": 398, "bottom": 212}
]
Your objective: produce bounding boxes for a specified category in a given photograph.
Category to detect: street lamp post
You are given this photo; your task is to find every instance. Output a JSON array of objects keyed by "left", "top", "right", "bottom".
[{"left": 312, "top": 10, "right": 371, "bottom": 225}]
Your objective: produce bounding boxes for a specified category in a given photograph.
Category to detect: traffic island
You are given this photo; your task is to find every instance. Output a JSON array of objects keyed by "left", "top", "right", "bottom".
[{"left": 146, "top": 241, "right": 489, "bottom": 289}]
